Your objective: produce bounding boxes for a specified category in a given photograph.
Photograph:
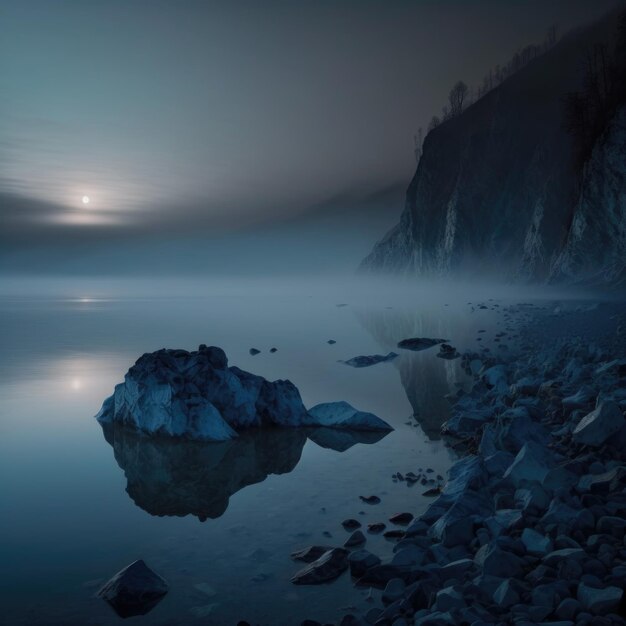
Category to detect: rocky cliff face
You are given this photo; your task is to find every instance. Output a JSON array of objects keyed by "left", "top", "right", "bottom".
[
  {"left": 360, "top": 15, "right": 625, "bottom": 286},
  {"left": 551, "top": 106, "right": 626, "bottom": 286}
]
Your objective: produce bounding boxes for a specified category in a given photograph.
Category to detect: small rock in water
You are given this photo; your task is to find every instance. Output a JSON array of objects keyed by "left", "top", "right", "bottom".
[
  {"left": 359, "top": 495, "right": 381, "bottom": 505},
  {"left": 249, "top": 348, "right": 261, "bottom": 355},
  {"left": 291, "top": 545, "right": 334, "bottom": 563},
  {"left": 97, "top": 560, "right": 169, "bottom": 618},
  {"left": 342, "top": 519, "right": 362, "bottom": 530},
  {"left": 367, "top": 523, "right": 386, "bottom": 534},
  {"left": 397, "top": 337, "right": 448, "bottom": 352},
  {"left": 291, "top": 548, "right": 349, "bottom": 585},
  {"left": 327, "top": 340, "right": 337, "bottom": 344},
  {"left": 389, "top": 512, "right": 413, "bottom": 525},
  {"left": 383, "top": 529, "right": 404, "bottom": 540},
  {"left": 344, "top": 530, "right": 366, "bottom": 548}
]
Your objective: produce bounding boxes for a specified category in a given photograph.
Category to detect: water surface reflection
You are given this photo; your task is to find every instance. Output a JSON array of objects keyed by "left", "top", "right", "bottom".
[{"left": 102, "top": 423, "right": 388, "bottom": 520}]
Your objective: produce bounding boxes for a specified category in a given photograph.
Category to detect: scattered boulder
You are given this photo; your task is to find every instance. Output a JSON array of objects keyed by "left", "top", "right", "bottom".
[
  {"left": 344, "top": 530, "right": 366, "bottom": 548},
  {"left": 291, "top": 546, "right": 333, "bottom": 563},
  {"left": 291, "top": 548, "right": 349, "bottom": 585},
  {"left": 389, "top": 512, "right": 413, "bottom": 526},
  {"left": 577, "top": 582, "right": 624, "bottom": 615},
  {"left": 572, "top": 401, "right": 624, "bottom": 447},
  {"left": 503, "top": 442, "right": 555, "bottom": 487},
  {"left": 348, "top": 550, "right": 381, "bottom": 577},
  {"left": 521, "top": 528, "right": 553, "bottom": 556},
  {"left": 342, "top": 519, "right": 361, "bottom": 530},
  {"left": 97, "top": 560, "right": 168, "bottom": 618},
  {"left": 367, "top": 523, "right": 386, "bottom": 533}
]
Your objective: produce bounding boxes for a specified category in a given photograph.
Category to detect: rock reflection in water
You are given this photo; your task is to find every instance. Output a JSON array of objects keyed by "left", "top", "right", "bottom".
[
  {"left": 354, "top": 307, "right": 473, "bottom": 439},
  {"left": 101, "top": 423, "right": 387, "bottom": 520}
]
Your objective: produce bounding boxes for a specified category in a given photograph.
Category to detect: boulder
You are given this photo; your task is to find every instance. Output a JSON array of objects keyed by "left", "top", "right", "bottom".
[
  {"left": 474, "top": 543, "right": 523, "bottom": 577},
  {"left": 482, "top": 365, "right": 508, "bottom": 392},
  {"left": 434, "top": 586, "right": 466, "bottom": 611},
  {"left": 344, "top": 530, "right": 366, "bottom": 548},
  {"left": 348, "top": 550, "right": 381, "bottom": 577},
  {"left": 503, "top": 441, "right": 555, "bottom": 487},
  {"left": 96, "top": 346, "right": 309, "bottom": 440},
  {"left": 521, "top": 528, "right": 553, "bottom": 556},
  {"left": 291, "top": 548, "right": 349, "bottom": 584},
  {"left": 291, "top": 545, "right": 334, "bottom": 563},
  {"left": 306, "top": 401, "right": 393, "bottom": 431},
  {"left": 97, "top": 560, "right": 168, "bottom": 618},
  {"left": 493, "top": 579, "right": 520, "bottom": 608},
  {"left": 572, "top": 402, "right": 624, "bottom": 447},
  {"left": 97, "top": 347, "right": 393, "bottom": 440},
  {"left": 562, "top": 386, "right": 595, "bottom": 410},
  {"left": 382, "top": 578, "right": 406, "bottom": 605},
  {"left": 577, "top": 582, "right": 624, "bottom": 615}
]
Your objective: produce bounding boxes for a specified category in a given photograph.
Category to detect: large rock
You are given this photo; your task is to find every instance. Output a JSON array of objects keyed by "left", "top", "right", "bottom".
[
  {"left": 521, "top": 528, "right": 553, "bottom": 556},
  {"left": 503, "top": 442, "right": 555, "bottom": 487},
  {"left": 577, "top": 582, "right": 624, "bottom": 615},
  {"left": 291, "top": 548, "right": 349, "bottom": 584},
  {"left": 97, "top": 560, "right": 168, "bottom": 618},
  {"left": 474, "top": 543, "right": 523, "bottom": 577},
  {"left": 572, "top": 401, "right": 624, "bottom": 447},
  {"left": 96, "top": 346, "right": 392, "bottom": 440},
  {"left": 96, "top": 346, "right": 308, "bottom": 440},
  {"left": 348, "top": 550, "right": 381, "bottom": 577}
]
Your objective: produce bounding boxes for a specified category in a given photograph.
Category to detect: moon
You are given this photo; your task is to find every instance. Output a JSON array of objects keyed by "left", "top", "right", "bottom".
[{"left": 82, "top": 195, "right": 90, "bottom": 205}]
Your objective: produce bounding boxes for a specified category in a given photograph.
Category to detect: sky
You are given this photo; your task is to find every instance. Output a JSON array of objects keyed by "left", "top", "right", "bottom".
[{"left": 0, "top": 0, "right": 621, "bottom": 274}]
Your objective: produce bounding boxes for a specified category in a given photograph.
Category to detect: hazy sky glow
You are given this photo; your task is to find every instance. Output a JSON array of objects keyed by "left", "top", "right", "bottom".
[{"left": 0, "top": 0, "right": 621, "bottom": 272}]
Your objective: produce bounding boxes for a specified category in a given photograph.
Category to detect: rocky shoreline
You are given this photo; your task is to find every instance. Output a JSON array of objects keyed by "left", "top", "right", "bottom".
[{"left": 291, "top": 301, "right": 626, "bottom": 626}]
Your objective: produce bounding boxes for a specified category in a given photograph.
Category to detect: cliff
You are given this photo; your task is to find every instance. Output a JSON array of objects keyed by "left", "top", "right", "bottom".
[{"left": 360, "top": 12, "right": 625, "bottom": 286}]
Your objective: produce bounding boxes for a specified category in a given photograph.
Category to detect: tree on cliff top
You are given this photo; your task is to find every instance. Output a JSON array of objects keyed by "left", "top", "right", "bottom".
[{"left": 448, "top": 81, "right": 469, "bottom": 117}]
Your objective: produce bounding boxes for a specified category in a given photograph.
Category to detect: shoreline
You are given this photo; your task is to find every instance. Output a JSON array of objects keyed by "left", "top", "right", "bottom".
[{"left": 313, "top": 300, "right": 626, "bottom": 626}]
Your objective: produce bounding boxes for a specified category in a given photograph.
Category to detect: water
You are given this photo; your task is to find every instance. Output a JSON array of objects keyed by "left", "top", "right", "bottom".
[{"left": 0, "top": 278, "right": 508, "bottom": 625}]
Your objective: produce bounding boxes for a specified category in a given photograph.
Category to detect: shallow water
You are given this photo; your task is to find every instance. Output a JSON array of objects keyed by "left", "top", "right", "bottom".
[{"left": 0, "top": 279, "right": 515, "bottom": 625}]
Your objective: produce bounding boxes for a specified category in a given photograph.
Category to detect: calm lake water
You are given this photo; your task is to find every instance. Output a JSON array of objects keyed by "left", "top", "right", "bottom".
[{"left": 0, "top": 278, "right": 519, "bottom": 625}]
